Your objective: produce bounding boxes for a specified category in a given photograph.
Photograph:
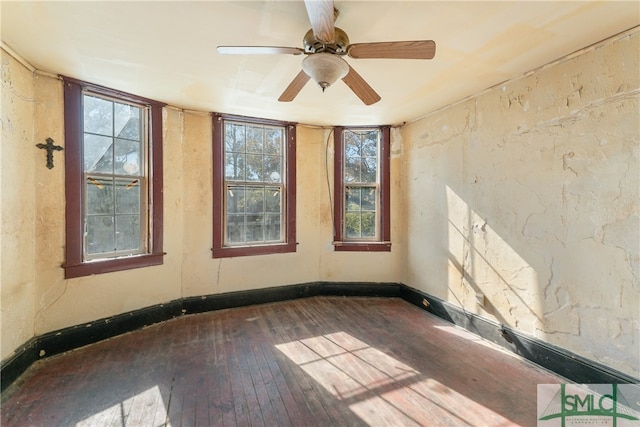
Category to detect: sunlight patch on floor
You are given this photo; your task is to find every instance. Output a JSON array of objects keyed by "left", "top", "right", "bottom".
[
  {"left": 276, "top": 331, "right": 515, "bottom": 426},
  {"left": 76, "top": 385, "right": 167, "bottom": 427},
  {"left": 276, "top": 331, "right": 418, "bottom": 400}
]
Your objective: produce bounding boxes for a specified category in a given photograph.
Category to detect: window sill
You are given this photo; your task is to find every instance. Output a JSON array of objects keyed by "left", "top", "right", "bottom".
[
  {"left": 213, "top": 242, "right": 297, "bottom": 258},
  {"left": 333, "top": 242, "right": 391, "bottom": 252},
  {"left": 63, "top": 252, "right": 165, "bottom": 279}
]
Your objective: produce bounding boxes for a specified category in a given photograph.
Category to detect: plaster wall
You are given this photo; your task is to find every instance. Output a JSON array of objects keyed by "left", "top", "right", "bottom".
[
  {"left": 402, "top": 32, "right": 639, "bottom": 377},
  {"left": 1, "top": 51, "right": 37, "bottom": 361}
]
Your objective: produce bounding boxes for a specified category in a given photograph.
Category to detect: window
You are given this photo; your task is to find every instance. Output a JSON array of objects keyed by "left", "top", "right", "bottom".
[
  {"left": 212, "top": 113, "right": 296, "bottom": 258},
  {"left": 333, "top": 126, "right": 391, "bottom": 251},
  {"left": 62, "top": 77, "right": 164, "bottom": 278}
]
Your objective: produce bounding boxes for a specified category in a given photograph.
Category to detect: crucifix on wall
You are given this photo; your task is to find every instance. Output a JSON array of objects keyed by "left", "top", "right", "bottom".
[{"left": 36, "top": 137, "right": 63, "bottom": 169}]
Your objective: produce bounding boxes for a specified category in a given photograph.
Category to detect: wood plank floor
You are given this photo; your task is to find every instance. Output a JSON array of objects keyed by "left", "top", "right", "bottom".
[{"left": 1, "top": 297, "right": 564, "bottom": 426}]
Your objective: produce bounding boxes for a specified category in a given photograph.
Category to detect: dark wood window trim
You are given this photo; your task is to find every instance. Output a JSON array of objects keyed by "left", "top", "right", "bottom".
[
  {"left": 212, "top": 113, "right": 297, "bottom": 258},
  {"left": 333, "top": 126, "right": 391, "bottom": 252},
  {"left": 62, "top": 76, "right": 165, "bottom": 278}
]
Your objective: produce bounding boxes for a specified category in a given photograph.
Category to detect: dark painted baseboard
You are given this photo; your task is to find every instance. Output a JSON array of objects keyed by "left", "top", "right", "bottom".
[
  {"left": 0, "top": 339, "right": 38, "bottom": 394},
  {"left": 1, "top": 282, "right": 400, "bottom": 392},
  {"left": 181, "top": 282, "right": 401, "bottom": 315},
  {"left": 400, "top": 285, "right": 639, "bottom": 385},
  {"left": 2, "top": 282, "right": 637, "bottom": 393}
]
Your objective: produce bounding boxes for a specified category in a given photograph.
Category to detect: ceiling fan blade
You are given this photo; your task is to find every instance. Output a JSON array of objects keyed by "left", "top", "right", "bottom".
[
  {"left": 217, "top": 46, "right": 304, "bottom": 55},
  {"left": 278, "top": 70, "right": 311, "bottom": 102},
  {"left": 304, "top": 0, "right": 335, "bottom": 44},
  {"left": 347, "top": 40, "right": 436, "bottom": 59},
  {"left": 342, "top": 65, "right": 381, "bottom": 106}
]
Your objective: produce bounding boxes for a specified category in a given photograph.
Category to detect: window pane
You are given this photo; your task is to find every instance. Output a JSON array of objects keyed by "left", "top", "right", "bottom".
[
  {"left": 226, "top": 214, "right": 245, "bottom": 243},
  {"left": 84, "top": 134, "right": 113, "bottom": 173},
  {"left": 361, "top": 187, "right": 376, "bottom": 211},
  {"left": 114, "top": 102, "right": 141, "bottom": 140},
  {"left": 265, "top": 187, "right": 281, "bottom": 213},
  {"left": 345, "top": 212, "right": 361, "bottom": 238},
  {"left": 115, "top": 179, "right": 140, "bottom": 214},
  {"left": 86, "top": 177, "right": 114, "bottom": 215},
  {"left": 225, "top": 123, "right": 245, "bottom": 153},
  {"left": 361, "top": 212, "right": 376, "bottom": 237},
  {"left": 246, "top": 187, "right": 264, "bottom": 214},
  {"left": 265, "top": 129, "right": 282, "bottom": 155},
  {"left": 246, "top": 126, "right": 264, "bottom": 154},
  {"left": 362, "top": 157, "right": 377, "bottom": 183},
  {"left": 227, "top": 186, "right": 245, "bottom": 214},
  {"left": 264, "top": 156, "right": 281, "bottom": 183},
  {"left": 114, "top": 138, "right": 141, "bottom": 175},
  {"left": 345, "top": 157, "right": 360, "bottom": 183},
  {"left": 225, "top": 153, "right": 245, "bottom": 181},
  {"left": 86, "top": 216, "right": 115, "bottom": 254},
  {"left": 84, "top": 95, "right": 113, "bottom": 136},
  {"left": 346, "top": 187, "right": 361, "bottom": 211},
  {"left": 116, "top": 215, "right": 140, "bottom": 251},
  {"left": 246, "top": 214, "right": 264, "bottom": 242},
  {"left": 345, "top": 132, "right": 360, "bottom": 157},
  {"left": 361, "top": 132, "right": 378, "bottom": 156},
  {"left": 246, "top": 154, "right": 263, "bottom": 181},
  {"left": 265, "top": 214, "right": 281, "bottom": 241}
]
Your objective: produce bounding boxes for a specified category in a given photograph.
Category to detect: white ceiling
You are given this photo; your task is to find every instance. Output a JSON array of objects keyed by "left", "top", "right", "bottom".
[{"left": 2, "top": 1, "right": 638, "bottom": 126}]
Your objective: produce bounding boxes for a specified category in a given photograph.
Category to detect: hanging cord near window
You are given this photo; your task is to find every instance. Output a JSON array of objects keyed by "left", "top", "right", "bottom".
[{"left": 325, "top": 128, "right": 336, "bottom": 238}]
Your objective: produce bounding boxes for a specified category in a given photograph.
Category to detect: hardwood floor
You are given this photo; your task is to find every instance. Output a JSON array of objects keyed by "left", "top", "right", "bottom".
[{"left": 1, "top": 297, "right": 564, "bottom": 426}]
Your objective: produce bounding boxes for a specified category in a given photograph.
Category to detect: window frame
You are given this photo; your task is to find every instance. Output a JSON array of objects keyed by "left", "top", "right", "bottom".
[
  {"left": 212, "top": 113, "right": 297, "bottom": 258},
  {"left": 333, "top": 126, "right": 391, "bottom": 252},
  {"left": 62, "top": 77, "right": 165, "bottom": 278}
]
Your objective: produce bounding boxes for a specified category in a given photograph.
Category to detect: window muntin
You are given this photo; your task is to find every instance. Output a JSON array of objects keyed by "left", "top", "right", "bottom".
[
  {"left": 62, "top": 76, "right": 164, "bottom": 278},
  {"left": 333, "top": 126, "right": 391, "bottom": 252},
  {"left": 212, "top": 114, "right": 296, "bottom": 258},
  {"left": 83, "top": 94, "right": 148, "bottom": 259}
]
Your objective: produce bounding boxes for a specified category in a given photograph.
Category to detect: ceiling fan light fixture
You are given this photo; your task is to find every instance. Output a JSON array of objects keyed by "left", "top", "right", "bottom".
[{"left": 302, "top": 53, "right": 349, "bottom": 92}]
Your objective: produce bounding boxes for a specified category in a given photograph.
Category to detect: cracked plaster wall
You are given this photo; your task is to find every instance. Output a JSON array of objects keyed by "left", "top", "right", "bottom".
[
  {"left": 402, "top": 32, "right": 639, "bottom": 377},
  {"left": 1, "top": 50, "right": 37, "bottom": 361}
]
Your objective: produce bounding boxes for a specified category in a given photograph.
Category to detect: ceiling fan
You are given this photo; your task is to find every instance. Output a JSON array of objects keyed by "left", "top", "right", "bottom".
[{"left": 217, "top": 0, "right": 436, "bottom": 105}]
